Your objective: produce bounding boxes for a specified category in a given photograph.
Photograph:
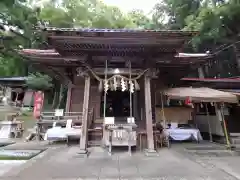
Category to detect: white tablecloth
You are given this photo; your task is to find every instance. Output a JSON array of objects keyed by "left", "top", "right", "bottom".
[
  {"left": 44, "top": 127, "right": 81, "bottom": 141},
  {"left": 166, "top": 128, "right": 203, "bottom": 141}
]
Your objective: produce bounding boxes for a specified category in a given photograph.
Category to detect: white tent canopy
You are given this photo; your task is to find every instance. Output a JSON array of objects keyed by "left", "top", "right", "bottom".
[{"left": 164, "top": 87, "right": 238, "bottom": 103}]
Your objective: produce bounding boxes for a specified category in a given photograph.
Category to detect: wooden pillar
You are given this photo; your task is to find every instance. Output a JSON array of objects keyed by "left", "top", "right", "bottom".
[
  {"left": 79, "top": 75, "right": 90, "bottom": 154},
  {"left": 144, "top": 75, "right": 156, "bottom": 154},
  {"left": 65, "top": 83, "right": 72, "bottom": 112}
]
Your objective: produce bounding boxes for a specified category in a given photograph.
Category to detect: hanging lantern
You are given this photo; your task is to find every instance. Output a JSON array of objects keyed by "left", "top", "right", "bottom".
[
  {"left": 200, "top": 103, "right": 203, "bottom": 108},
  {"left": 134, "top": 80, "right": 140, "bottom": 90},
  {"left": 104, "top": 80, "right": 109, "bottom": 92},
  {"left": 129, "top": 80, "right": 134, "bottom": 93},
  {"left": 179, "top": 101, "right": 182, "bottom": 106},
  {"left": 98, "top": 80, "right": 103, "bottom": 92},
  {"left": 166, "top": 97, "right": 170, "bottom": 106},
  {"left": 121, "top": 78, "right": 126, "bottom": 91},
  {"left": 210, "top": 102, "right": 214, "bottom": 106}
]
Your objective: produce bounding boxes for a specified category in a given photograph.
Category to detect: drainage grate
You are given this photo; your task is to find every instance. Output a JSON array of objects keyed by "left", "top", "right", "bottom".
[
  {"left": 186, "top": 146, "right": 226, "bottom": 151},
  {"left": 190, "top": 151, "right": 235, "bottom": 157},
  {"left": 0, "top": 149, "right": 45, "bottom": 160}
]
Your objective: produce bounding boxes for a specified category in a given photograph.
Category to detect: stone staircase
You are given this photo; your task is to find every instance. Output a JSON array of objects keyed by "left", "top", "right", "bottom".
[{"left": 231, "top": 134, "right": 240, "bottom": 146}]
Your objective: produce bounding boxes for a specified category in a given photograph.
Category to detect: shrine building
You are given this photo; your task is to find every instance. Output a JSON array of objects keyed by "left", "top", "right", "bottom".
[{"left": 19, "top": 28, "right": 210, "bottom": 153}]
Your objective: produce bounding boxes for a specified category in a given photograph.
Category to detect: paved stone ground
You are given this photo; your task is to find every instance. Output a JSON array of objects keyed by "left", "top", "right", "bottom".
[
  {"left": 0, "top": 160, "right": 26, "bottom": 176},
  {"left": 1, "top": 141, "right": 240, "bottom": 180}
]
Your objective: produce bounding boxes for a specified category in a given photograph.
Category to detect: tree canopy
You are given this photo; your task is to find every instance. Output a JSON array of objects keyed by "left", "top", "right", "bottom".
[{"left": 0, "top": 0, "right": 240, "bottom": 78}]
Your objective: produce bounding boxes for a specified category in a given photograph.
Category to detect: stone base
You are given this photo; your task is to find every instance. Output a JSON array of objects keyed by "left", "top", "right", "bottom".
[
  {"left": 78, "top": 149, "right": 90, "bottom": 158},
  {"left": 144, "top": 149, "right": 159, "bottom": 157},
  {"left": 225, "top": 144, "right": 236, "bottom": 150}
]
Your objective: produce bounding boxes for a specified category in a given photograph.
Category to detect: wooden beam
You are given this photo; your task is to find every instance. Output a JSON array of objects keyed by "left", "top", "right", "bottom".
[
  {"left": 92, "top": 68, "right": 144, "bottom": 75},
  {"left": 32, "top": 62, "right": 78, "bottom": 67},
  {"left": 47, "top": 66, "right": 72, "bottom": 84},
  {"left": 50, "top": 36, "right": 185, "bottom": 45},
  {"left": 79, "top": 75, "right": 90, "bottom": 154}
]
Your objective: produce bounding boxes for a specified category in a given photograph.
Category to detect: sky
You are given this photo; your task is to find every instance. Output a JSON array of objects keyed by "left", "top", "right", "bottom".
[{"left": 101, "top": 0, "right": 158, "bottom": 14}]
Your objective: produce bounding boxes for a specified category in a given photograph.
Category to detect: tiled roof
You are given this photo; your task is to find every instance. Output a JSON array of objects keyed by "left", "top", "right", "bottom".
[
  {"left": 181, "top": 77, "right": 240, "bottom": 83},
  {"left": 19, "top": 49, "right": 210, "bottom": 59},
  {"left": 43, "top": 27, "right": 198, "bottom": 35},
  {"left": 0, "top": 77, "right": 28, "bottom": 81},
  {"left": 19, "top": 49, "right": 59, "bottom": 56},
  {"left": 176, "top": 53, "right": 210, "bottom": 58}
]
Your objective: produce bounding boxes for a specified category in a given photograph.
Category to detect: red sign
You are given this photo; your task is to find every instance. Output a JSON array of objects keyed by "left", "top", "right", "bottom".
[{"left": 33, "top": 91, "right": 44, "bottom": 119}]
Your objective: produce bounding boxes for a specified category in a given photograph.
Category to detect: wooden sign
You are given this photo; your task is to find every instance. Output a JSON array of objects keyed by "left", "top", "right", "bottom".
[
  {"left": 33, "top": 91, "right": 44, "bottom": 119},
  {"left": 55, "top": 109, "right": 64, "bottom": 117}
]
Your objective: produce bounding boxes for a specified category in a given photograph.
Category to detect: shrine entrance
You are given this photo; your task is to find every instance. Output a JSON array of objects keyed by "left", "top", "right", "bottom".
[{"left": 101, "top": 90, "right": 134, "bottom": 117}]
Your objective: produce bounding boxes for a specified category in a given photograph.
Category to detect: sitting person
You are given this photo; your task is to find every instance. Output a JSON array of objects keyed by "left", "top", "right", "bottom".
[
  {"left": 167, "top": 123, "right": 171, "bottom": 129},
  {"left": 25, "top": 125, "right": 38, "bottom": 141},
  {"left": 155, "top": 122, "right": 163, "bottom": 134}
]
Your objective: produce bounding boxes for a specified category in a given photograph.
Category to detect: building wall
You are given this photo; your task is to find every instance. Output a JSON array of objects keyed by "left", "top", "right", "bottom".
[
  {"left": 155, "top": 107, "right": 193, "bottom": 124},
  {"left": 226, "top": 106, "right": 240, "bottom": 133},
  {"left": 23, "top": 90, "right": 34, "bottom": 106},
  {"left": 69, "top": 76, "right": 101, "bottom": 119},
  {"left": 194, "top": 115, "right": 224, "bottom": 136}
]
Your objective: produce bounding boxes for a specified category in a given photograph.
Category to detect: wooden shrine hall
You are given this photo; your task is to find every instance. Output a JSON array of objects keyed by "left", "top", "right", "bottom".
[{"left": 19, "top": 28, "right": 210, "bottom": 155}]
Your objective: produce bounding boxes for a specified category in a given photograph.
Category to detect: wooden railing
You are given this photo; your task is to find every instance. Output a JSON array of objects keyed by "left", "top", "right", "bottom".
[{"left": 36, "top": 109, "right": 93, "bottom": 140}]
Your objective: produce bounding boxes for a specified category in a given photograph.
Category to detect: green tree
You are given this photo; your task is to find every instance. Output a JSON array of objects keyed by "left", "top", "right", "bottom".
[
  {"left": 151, "top": 0, "right": 202, "bottom": 30},
  {"left": 26, "top": 72, "right": 53, "bottom": 90},
  {"left": 128, "top": 9, "right": 153, "bottom": 29}
]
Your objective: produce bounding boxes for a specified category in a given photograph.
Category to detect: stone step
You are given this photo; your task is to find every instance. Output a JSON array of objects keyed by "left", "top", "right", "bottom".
[
  {"left": 88, "top": 140, "right": 102, "bottom": 146},
  {"left": 231, "top": 137, "right": 240, "bottom": 144}
]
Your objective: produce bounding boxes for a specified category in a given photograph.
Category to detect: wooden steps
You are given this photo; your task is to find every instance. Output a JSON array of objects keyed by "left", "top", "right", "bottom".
[{"left": 88, "top": 118, "right": 103, "bottom": 146}]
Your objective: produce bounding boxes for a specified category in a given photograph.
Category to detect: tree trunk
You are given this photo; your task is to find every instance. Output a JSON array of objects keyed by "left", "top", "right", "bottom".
[
  {"left": 56, "top": 84, "right": 64, "bottom": 109},
  {"left": 51, "top": 90, "right": 59, "bottom": 109},
  {"left": 51, "top": 81, "right": 60, "bottom": 109}
]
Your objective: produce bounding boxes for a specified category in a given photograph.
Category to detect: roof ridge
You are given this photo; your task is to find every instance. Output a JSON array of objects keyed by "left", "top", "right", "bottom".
[{"left": 42, "top": 27, "right": 198, "bottom": 34}]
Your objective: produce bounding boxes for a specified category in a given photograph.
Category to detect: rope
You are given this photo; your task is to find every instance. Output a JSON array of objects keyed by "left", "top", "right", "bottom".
[
  {"left": 83, "top": 63, "right": 149, "bottom": 82},
  {"left": 129, "top": 61, "right": 133, "bottom": 119},
  {"left": 103, "top": 60, "right": 108, "bottom": 120}
]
